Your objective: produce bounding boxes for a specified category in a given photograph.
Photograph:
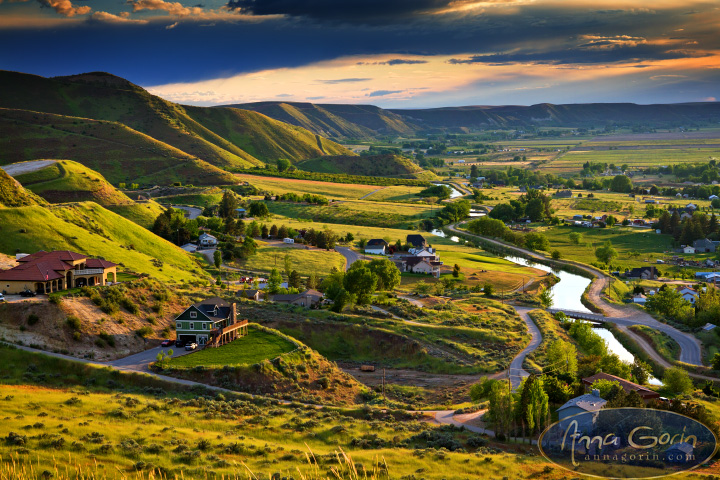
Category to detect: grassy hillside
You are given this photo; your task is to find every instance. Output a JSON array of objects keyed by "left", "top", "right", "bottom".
[
  {"left": 106, "top": 199, "right": 166, "bottom": 229},
  {"left": 0, "top": 202, "right": 204, "bottom": 282},
  {"left": 14, "top": 160, "right": 133, "bottom": 205},
  {"left": 186, "top": 105, "right": 353, "bottom": 162},
  {"left": 0, "top": 71, "right": 355, "bottom": 177},
  {"left": 224, "top": 101, "right": 418, "bottom": 138},
  {"left": 0, "top": 108, "right": 237, "bottom": 185},
  {"left": 297, "top": 154, "right": 438, "bottom": 180},
  {"left": 0, "top": 167, "right": 41, "bottom": 208}
]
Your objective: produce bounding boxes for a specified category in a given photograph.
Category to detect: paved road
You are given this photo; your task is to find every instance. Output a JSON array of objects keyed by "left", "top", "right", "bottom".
[
  {"left": 108, "top": 345, "right": 194, "bottom": 370},
  {"left": 358, "top": 187, "right": 385, "bottom": 200},
  {"left": 508, "top": 307, "right": 542, "bottom": 390},
  {"left": 1, "top": 160, "right": 57, "bottom": 176},
  {"left": 172, "top": 205, "right": 203, "bottom": 219},
  {"left": 446, "top": 223, "right": 705, "bottom": 367},
  {"left": 334, "top": 246, "right": 369, "bottom": 271}
]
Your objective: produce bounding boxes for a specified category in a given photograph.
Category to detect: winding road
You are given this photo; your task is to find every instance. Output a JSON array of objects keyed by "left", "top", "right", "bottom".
[{"left": 446, "top": 223, "right": 705, "bottom": 367}]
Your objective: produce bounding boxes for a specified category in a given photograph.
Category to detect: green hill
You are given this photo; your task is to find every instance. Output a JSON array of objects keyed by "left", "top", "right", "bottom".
[
  {"left": 13, "top": 160, "right": 133, "bottom": 206},
  {"left": 0, "top": 202, "right": 204, "bottom": 283},
  {"left": 297, "top": 154, "right": 438, "bottom": 180},
  {"left": 0, "top": 71, "right": 354, "bottom": 178},
  {"left": 225, "top": 101, "right": 417, "bottom": 139},
  {"left": 0, "top": 168, "right": 42, "bottom": 208},
  {"left": 0, "top": 108, "right": 237, "bottom": 186}
]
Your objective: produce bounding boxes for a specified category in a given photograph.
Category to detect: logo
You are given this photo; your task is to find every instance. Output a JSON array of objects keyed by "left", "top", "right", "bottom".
[{"left": 539, "top": 408, "right": 717, "bottom": 479}]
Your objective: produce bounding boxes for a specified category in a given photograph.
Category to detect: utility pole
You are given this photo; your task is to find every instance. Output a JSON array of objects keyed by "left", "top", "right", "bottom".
[{"left": 382, "top": 368, "right": 386, "bottom": 403}]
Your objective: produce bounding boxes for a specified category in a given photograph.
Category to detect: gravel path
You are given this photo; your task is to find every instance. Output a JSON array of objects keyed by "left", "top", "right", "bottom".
[{"left": 1, "top": 160, "right": 56, "bottom": 177}]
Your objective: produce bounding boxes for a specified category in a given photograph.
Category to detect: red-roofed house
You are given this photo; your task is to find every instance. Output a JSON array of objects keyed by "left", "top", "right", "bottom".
[
  {"left": 582, "top": 372, "right": 660, "bottom": 402},
  {"left": 0, "top": 250, "right": 118, "bottom": 295}
]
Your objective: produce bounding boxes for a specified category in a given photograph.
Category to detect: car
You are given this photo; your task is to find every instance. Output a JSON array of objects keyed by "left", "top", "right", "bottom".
[
  {"left": 160, "top": 339, "right": 174, "bottom": 347},
  {"left": 185, "top": 342, "right": 198, "bottom": 351},
  {"left": 175, "top": 340, "right": 184, "bottom": 347},
  {"left": 20, "top": 289, "right": 36, "bottom": 297},
  {"left": 0, "top": 294, "right": 5, "bottom": 303}
]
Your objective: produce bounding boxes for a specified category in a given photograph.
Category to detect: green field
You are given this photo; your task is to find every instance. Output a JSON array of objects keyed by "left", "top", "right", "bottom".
[
  {"left": 363, "top": 185, "right": 426, "bottom": 202},
  {"left": 236, "top": 173, "right": 379, "bottom": 199},
  {"left": 546, "top": 148, "right": 720, "bottom": 174},
  {"left": 169, "top": 326, "right": 296, "bottom": 367},
  {"left": 234, "top": 245, "right": 346, "bottom": 276},
  {"left": 0, "top": 202, "right": 203, "bottom": 282}
]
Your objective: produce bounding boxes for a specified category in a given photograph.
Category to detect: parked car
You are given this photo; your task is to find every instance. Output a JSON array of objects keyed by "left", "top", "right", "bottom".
[
  {"left": 160, "top": 339, "right": 174, "bottom": 347},
  {"left": 0, "top": 293, "right": 5, "bottom": 303},
  {"left": 185, "top": 342, "right": 198, "bottom": 351},
  {"left": 174, "top": 340, "right": 185, "bottom": 348},
  {"left": 20, "top": 289, "right": 36, "bottom": 297}
]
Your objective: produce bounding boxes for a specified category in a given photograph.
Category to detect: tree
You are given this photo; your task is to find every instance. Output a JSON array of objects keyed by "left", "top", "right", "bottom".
[
  {"left": 261, "top": 224, "right": 269, "bottom": 239},
  {"left": 452, "top": 264, "right": 461, "bottom": 278},
  {"left": 645, "top": 287, "right": 688, "bottom": 319},
  {"left": 542, "top": 375, "right": 572, "bottom": 404},
  {"left": 248, "top": 202, "right": 269, "bottom": 218},
  {"left": 595, "top": 240, "right": 618, "bottom": 264},
  {"left": 489, "top": 203, "right": 516, "bottom": 222},
  {"left": 277, "top": 158, "right": 291, "bottom": 172},
  {"left": 545, "top": 340, "right": 577, "bottom": 376},
  {"left": 467, "top": 217, "right": 507, "bottom": 238},
  {"left": 610, "top": 175, "right": 633, "bottom": 193},
  {"left": 213, "top": 250, "right": 222, "bottom": 268},
  {"left": 551, "top": 250, "right": 561, "bottom": 260},
  {"left": 591, "top": 378, "right": 621, "bottom": 399},
  {"left": 606, "top": 215, "right": 617, "bottom": 227},
  {"left": 538, "top": 285, "right": 553, "bottom": 308},
  {"left": 525, "top": 232, "right": 549, "bottom": 251},
  {"left": 218, "top": 190, "right": 239, "bottom": 219},
  {"left": 470, "top": 164, "right": 479, "bottom": 178},
  {"left": 663, "top": 367, "right": 694, "bottom": 395},
  {"left": 415, "top": 281, "right": 432, "bottom": 295},
  {"left": 712, "top": 353, "right": 720, "bottom": 370},
  {"left": 568, "top": 232, "right": 582, "bottom": 245},
  {"left": 488, "top": 380, "right": 514, "bottom": 439},
  {"left": 331, "top": 288, "right": 354, "bottom": 313},
  {"left": 239, "top": 235, "right": 257, "bottom": 258},
  {"left": 483, "top": 282, "right": 494, "bottom": 296},
  {"left": 288, "top": 270, "right": 302, "bottom": 289},
  {"left": 469, "top": 377, "right": 498, "bottom": 402},
  {"left": 517, "top": 375, "right": 548, "bottom": 435},
  {"left": 631, "top": 358, "right": 652, "bottom": 385},
  {"left": 269, "top": 224, "right": 278, "bottom": 238},
  {"left": 155, "top": 349, "right": 173, "bottom": 369},
  {"left": 367, "top": 258, "right": 401, "bottom": 291},
  {"left": 343, "top": 262, "right": 377, "bottom": 304},
  {"left": 306, "top": 271, "right": 319, "bottom": 290},
  {"left": 267, "top": 268, "right": 283, "bottom": 294}
]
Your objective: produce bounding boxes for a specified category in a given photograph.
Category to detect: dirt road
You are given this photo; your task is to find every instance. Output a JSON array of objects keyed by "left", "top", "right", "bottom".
[{"left": 1, "top": 160, "right": 56, "bottom": 176}]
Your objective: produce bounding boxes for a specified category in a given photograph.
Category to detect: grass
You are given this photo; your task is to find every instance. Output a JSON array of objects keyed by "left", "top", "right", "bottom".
[
  {"left": 362, "top": 185, "right": 427, "bottom": 202},
  {"left": 169, "top": 326, "right": 296, "bottom": 367},
  {"left": 234, "top": 245, "right": 346, "bottom": 277},
  {"left": 524, "top": 309, "right": 579, "bottom": 373},
  {"left": 14, "top": 160, "right": 133, "bottom": 206},
  {"left": 546, "top": 147, "right": 720, "bottom": 174},
  {"left": 629, "top": 324, "right": 681, "bottom": 362},
  {"left": 296, "top": 154, "right": 435, "bottom": 180},
  {"left": 236, "top": 174, "right": 380, "bottom": 200},
  {"left": 0, "top": 202, "right": 204, "bottom": 283},
  {"left": 107, "top": 200, "right": 166, "bottom": 229}
]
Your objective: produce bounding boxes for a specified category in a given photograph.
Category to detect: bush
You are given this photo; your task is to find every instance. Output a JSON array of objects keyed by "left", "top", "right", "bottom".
[
  {"left": 27, "top": 314, "right": 39, "bottom": 326},
  {"left": 137, "top": 326, "right": 153, "bottom": 338},
  {"left": 66, "top": 316, "right": 81, "bottom": 331}
]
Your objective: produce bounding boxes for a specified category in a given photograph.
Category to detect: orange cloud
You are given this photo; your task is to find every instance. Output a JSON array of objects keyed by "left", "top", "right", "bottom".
[
  {"left": 37, "top": 0, "right": 90, "bottom": 17},
  {"left": 90, "top": 11, "right": 149, "bottom": 24},
  {"left": 130, "top": 0, "right": 203, "bottom": 16}
]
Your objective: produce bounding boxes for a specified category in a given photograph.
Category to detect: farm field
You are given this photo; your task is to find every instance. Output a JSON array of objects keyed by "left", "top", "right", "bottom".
[
  {"left": 233, "top": 245, "right": 346, "bottom": 276},
  {"left": 236, "top": 173, "right": 378, "bottom": 200},
  {"left": 362, "top": 185, "right": 426, "bottom": 202},
  {"left": 169, "top": 326, "right": 296, "bottom": 367},
  {"left": 545, "top": 148, "right": 720, "bottom": 174}
]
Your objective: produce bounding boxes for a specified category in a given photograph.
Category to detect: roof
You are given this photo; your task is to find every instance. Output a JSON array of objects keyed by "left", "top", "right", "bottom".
[
  {"left": 406, "top": 234, "right": 427, "bottom": 246},
  {"left": 582, "top": 372, "right": 660, "bottom": 398},
  {"left": 16, "top": 250, "right": 87, "bottom": 263},
  {"left": 238, "top": 289, "right": 261, "bottom": 298},
  {"left": 557, "top": 393, "right": 607, "bottom": 413},
  {"left": 366, "top": 239, "right": 388, "bottom": 247},
  {"left": 85, "top": 258, "right": 118, "bottom": 269},
  {"left": 693, "top": 238, "right": 714, "bottom": 247},
  {"left": 193, "top": 297, "right": 232, "bottom": 320},
  {"left": 665, "top": 442, "right": 694, "bottom": 454},
  {"left": 271, "top": 289, "right": 323, "bottom": 303}
]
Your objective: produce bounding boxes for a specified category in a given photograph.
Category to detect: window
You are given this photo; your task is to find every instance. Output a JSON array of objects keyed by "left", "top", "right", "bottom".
[
  {"left": 202, "top": 323, "right": 206, "bottom": 330},
  {"left": 176, "top": 322, "right": 181, "bottom": 329},
  {"left": 190, "top": 311, "right": 197, "bottom": 319},
  {"left": 190, "top": 323, "right": 194, "bottom": 330}
]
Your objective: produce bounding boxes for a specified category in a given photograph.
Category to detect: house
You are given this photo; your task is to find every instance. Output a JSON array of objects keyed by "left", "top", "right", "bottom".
[
  {"left": 180, "top": 243, "right": 197, "bottom": 253},
  {"left": 693, "top": 238, "right": 716, "bottom": 253},
  {"left": 676, "top": 286, "right": 699, "bottom": 304},
  {"left": 175, "top": 297, "right": 248, "bottom": 347},
  {"left": 404, "top": 257, "right": 442, "bottom": 278},
  {"left": 271, "top": 289, "right": 323, "bottom": 308},
  {"left": 199, "top": 233, "right": 218, "bottom": 248},
  {"left": 365, "top": 239, "right": 388, "bottom": 255},
  {"left": 573, "top": 214, "right": 584, "bottom": 221},
  {"left": 683, "top": 245, "right": 696, "bottom": 254},
  {"left": 237, "top": 289, "right": 263, "bottom": 301},
  {"left": 665, "top": 442, "right": 694, "bottom": 463},
  {"left": 709, "top": 195, "right": 719, "bottom": 201},
  {"left": 702, "top": 323, "right": 717, "bottom": 331},
  {"left": 408, "top": 246, "right": 438, "bottom": 259},
  {"left": 632, "top": 294, "right": 647, "bottom": 305},
  {"left": 0, "top": 250, "right": 118, "bottom": 295},
  {"left": 625, "top": 267, "right": 657, "bottom": 280},
  {"left": 557, "top": 390, "right": 606, "bottom": 421},
  {"left": 235, "top": 208, "right": 246, "bottom": 218},
  {"left": 406, "top": 234, "right": 428, "bottom": 249},
  {"left": 686, "top": 203, "right": 697, "bottom": 210},
  {"left": 582, "top": 372, "right": 660, "bottom": 402}
]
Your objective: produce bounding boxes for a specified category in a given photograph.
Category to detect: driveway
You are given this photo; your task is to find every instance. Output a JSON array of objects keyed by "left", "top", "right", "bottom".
[
  {"left": 107, "top": 345, "right": 194, "bottom": 371},
  {"left": 334, "top": 246, "right": 370, "bottom": 271},
  {"left": 172, "top": 205, "right": 203, "bottom": 220}
]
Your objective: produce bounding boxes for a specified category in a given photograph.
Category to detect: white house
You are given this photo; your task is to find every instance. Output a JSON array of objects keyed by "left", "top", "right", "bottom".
[
  {"left": 683, "top": 245, "right": 696, "bottom": 254},
  {"left": 409, "top": 246, "right": 438, "bottom": 259},
  {"left": 199, "top": 233, "right": 218, "bottom": 248},
  {"left": 709, "top": 195, "right": 719, "bottom": 200},
  {"left": 676, "top": 286, "right": 699, "bottom": 304},
  {"left": 364, "top": 239, "right": 388, "bottom": 255},
  {"left": 632, "top": 294, "right": 647, "bottom": 305}
]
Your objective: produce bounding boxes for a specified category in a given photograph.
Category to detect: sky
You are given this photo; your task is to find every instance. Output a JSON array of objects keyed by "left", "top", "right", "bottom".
[{"left": 0, "top": 0, "right": 719, "bottom": 108}]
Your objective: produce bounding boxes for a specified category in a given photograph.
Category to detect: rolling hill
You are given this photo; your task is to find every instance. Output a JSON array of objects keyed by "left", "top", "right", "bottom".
[
  {"left": 13, "top": 160, "right": 133, "bottom": 206},
  {"left": 0, "top": 70, "right": 354, "bottom": 182},
  {"left": 297, "top": 154, "right": 438, "bottom": 180},
  {"left": 222, "top": 101, "right": 418, "bottom": 139},
  {"left": 233, "top": 101, "right": 720, "bottom": 137},
  {"left": 0, "top": 167, "right": 42, "bottom": 208}
]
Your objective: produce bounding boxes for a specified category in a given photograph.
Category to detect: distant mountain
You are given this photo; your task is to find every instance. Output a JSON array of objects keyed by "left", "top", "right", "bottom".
[
  {"left": 233, "top": 101, "right": 720, "bottom": 137},
  {"left": 297, "top": 154, "right": 437, "bottom": 180},
  {"left": 0, "top": 71, "right": 354, "bottom": 184},
  {"left": 222, "top": 102, "right": 418, "bottom": 139}
]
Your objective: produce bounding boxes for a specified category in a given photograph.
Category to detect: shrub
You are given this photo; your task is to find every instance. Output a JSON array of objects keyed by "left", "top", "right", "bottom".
[
  {"left": 65, "top": 316, "right": 81, "bottom": 331},
  {"left": 27, "top": 314, "right": 39, "bottom": 326},
  {"left": 137, "top": 326, "right": 153, "bottom": 338}
]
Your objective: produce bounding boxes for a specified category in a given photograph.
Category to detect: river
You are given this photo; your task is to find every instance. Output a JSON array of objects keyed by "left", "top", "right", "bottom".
[{"left": 431, "top": 229, "right": 661, "bottom": 384}]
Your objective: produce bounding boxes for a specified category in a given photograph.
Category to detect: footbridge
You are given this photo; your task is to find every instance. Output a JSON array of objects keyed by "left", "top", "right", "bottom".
[{"left": 546, "top": 308, "right": 606, "bottom": 323}]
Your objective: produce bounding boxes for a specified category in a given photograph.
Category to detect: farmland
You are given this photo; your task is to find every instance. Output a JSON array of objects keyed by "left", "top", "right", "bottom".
[{"left": 233, "top": 245, "right": 346, "bottom": 277}]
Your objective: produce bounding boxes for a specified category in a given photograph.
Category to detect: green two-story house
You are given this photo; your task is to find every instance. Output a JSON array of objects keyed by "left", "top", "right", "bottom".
[{"left": 175, "top": 297, "right": 238, "bottom": 346}]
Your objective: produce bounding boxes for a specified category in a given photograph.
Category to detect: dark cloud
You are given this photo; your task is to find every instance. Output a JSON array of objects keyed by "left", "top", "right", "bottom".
[
  {"left": 357, "top": 59, "right": 429, "bottom": 66},
  {"left": 226, "top": 0, "right": 449, "bottom": 24},
  {"left": 319, "top": 78, "right": 371, "bottom": 84},
  {"left": 368, "top": 90, "right": 403, "bottom": 97}
]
